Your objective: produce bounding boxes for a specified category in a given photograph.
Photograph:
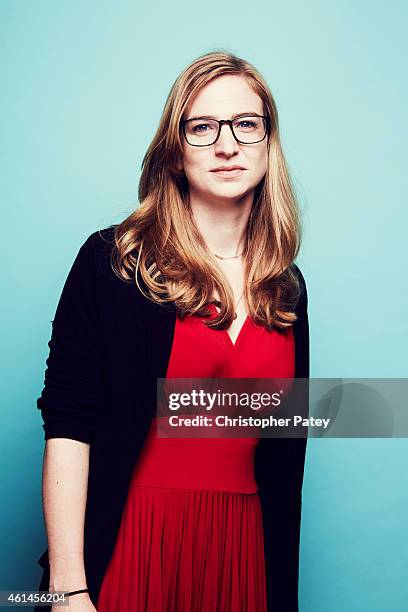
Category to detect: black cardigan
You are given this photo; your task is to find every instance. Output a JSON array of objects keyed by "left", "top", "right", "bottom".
[{"left": 35, "top": 226, "right": 309, "bottom": 612}]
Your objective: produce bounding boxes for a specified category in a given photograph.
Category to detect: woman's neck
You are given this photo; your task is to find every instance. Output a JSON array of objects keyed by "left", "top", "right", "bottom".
[{"left": 189, "top": 189, "right": 253, "bottom": 258}]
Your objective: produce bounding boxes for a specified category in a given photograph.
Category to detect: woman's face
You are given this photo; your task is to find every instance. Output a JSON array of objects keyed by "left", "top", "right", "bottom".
[{"left": 180, "top": 74, "right": 268, "bottom": 205}]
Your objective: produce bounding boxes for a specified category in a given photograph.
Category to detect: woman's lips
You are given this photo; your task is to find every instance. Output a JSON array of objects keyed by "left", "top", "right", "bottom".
[{"left": 210, "top": 168, "right": 245, "bottom": 178}]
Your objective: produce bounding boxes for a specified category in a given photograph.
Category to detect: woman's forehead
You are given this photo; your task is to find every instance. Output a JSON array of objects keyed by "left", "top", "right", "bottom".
[{"left": 185, "top": 74, "right": 264, "bottom": 120}]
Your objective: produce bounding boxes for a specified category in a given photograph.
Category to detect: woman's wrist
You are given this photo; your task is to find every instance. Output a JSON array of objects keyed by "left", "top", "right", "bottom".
[
  {"left": 49, "top": 568, "right": 88, "bottom": 593},
  {"left": 49, "top": 550, "right": 86, "bottom": 589}
]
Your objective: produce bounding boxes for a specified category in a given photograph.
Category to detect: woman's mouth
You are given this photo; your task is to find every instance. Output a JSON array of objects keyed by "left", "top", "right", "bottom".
[{"left": 210, "top": 167, "right": 246, "bottom": 178}]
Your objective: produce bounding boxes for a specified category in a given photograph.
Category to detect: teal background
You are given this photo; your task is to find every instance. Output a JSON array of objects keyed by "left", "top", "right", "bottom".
[{"left": 1, "top": 1, "right": 407, "bottom": 610}]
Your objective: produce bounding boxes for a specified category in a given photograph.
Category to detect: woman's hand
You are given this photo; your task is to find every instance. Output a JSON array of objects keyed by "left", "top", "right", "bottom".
[{"left": 51, "top": 592, "right": 97, "bottom": 611}]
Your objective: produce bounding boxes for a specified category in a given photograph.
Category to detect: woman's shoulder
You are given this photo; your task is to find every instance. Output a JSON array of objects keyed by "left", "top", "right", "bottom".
[
  {"left": 76, "top": 225, "right": 118, "bottom": 276},
  {"left": 86, "top": 224, "right": 117, "bottom": 254},
  {"left": 58, "top": 225, "right": 126, "bottom": 301},
  {"left": 69, "top": 225, "right": 116, "bottom": 265},
  {"left": 291, "top": 262, "right": 306, "bottom": 287},
  {"left": 289, "top": 262, "right": 308, "bottom": 316},
  {"left": 83, "top": 225, "right": 148, "bottom": 301}
]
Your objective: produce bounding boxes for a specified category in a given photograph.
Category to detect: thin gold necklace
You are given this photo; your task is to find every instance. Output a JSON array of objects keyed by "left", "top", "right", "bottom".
[{"left": 211, "top": 251, "right": 244, "bottom": 260}]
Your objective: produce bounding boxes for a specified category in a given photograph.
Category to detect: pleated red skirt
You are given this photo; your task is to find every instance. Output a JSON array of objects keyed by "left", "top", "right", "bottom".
[{"left": 97, "top": 303, "right": 295, "bottom": 611}]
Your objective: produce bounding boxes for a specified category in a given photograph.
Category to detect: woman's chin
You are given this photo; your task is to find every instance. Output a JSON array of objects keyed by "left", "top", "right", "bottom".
[
  {"left": 213, "top": 189, "right": 249, "bottom": 202},
  {"left": 206, "top": 183, "right": 253, "bottom": 203},
  {"left": 189, "top": 181, "right": 255, "bottom": 206}
]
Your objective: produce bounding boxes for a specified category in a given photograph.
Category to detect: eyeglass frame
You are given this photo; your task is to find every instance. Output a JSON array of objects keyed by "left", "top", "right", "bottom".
[{"left": 180, "top": 114, "right": 271, "bottom": 147}]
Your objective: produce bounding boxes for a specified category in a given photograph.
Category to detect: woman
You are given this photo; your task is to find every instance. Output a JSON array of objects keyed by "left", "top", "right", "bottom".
[{"left": 35, "top": 51, "right": 309, "bottom": 612}]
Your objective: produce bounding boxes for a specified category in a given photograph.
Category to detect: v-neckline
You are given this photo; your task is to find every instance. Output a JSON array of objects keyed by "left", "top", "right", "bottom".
[
  {"left": 209, "top": 302, "right": 250, "bottom": 350},
  {"left": 224, "top": 314, "right": 250, "bottom": 349}
]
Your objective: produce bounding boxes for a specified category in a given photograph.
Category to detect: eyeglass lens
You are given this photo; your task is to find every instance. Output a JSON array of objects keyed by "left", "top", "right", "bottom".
[{"left": 184, "top": 116, "right": 266, "bottom": 146}]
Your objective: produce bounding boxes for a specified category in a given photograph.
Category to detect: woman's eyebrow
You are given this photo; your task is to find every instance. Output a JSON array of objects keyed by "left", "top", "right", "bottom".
[{"left": 185, "top": 111, "right": 262, "bottom": 121}]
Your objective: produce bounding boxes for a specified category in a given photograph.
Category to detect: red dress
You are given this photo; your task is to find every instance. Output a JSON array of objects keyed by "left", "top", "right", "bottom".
[{"left": 97, "top": 303, "right": 295, "bottom": 611}]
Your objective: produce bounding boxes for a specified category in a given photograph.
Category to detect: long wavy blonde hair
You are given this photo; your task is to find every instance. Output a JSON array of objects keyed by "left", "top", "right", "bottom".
[{"left": 110, "top": 50, "right": 303, "bottom": 331}]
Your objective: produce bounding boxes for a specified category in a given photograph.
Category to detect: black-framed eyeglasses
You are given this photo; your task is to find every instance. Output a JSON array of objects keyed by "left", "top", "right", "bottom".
[{"left": 180, "top": 114, "right": 270, "bottom": 147}]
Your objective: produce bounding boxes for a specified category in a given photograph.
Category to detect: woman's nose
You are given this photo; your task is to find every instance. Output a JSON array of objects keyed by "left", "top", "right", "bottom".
[{"left": 214, "top": 124, "right": 239, "bottom": 156}]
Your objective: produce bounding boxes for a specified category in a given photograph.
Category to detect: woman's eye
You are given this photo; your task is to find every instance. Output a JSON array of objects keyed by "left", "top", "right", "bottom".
[
  {"left": 192, "top": 123, "right": 211, "bottom": 133},
  {"left": 237, "top": 120, "right": 257, "bottom": 129}
]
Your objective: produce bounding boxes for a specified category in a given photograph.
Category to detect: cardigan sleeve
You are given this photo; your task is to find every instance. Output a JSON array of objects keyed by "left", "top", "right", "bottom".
[
  {"left": 292, "top": 263, "right": 309, "bottom": 379},
  {"left": 36, "top": 233, "right": 105, "bottom": 444},
  {"left": 255, "top": 264, "right": 309, "bottom": 612}
]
